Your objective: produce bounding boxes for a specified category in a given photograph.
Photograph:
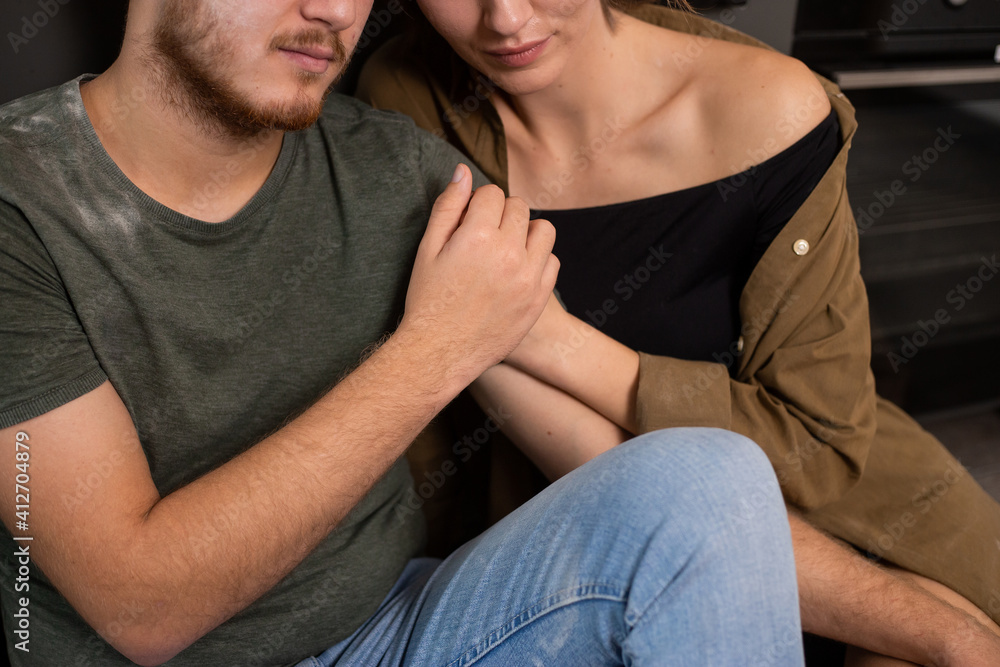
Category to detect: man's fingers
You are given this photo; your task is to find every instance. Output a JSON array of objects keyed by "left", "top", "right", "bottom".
[
  {"left": 498, "top": 196, "right": 531, "bottom": 238},
  {"left": 525, "top": 217, "right": 556, "bottom": 263},
  {"left": 541, "top": 254, "right": 560, "bottom": 295},
  {"left": 458, "top": 184, "right": 507, "bottom": 232},
  {"left": 526, "top": 217, "right": 559, "bottom": 294},
  {"left": 420, "top": 164, "right": 474, "bottom": 255}
]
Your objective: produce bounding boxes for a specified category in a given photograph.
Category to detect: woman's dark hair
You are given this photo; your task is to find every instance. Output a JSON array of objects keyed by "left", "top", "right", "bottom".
[{"left": 604, "top": 0, "right": 693, "bottom": 21}]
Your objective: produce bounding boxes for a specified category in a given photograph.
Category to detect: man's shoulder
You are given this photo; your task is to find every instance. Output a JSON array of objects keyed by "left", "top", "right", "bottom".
[
  {"left": 0, "top": 77, "right": 81, "bottom": 151},
  {"left": 310, "top": 92, "right": 460, "bottom": 177},
  {"left": 315, "top": 92, "right": 420, "bottom": 138},
  {"left": 0, "top": 79, "right": 88, "bottom": 212}
]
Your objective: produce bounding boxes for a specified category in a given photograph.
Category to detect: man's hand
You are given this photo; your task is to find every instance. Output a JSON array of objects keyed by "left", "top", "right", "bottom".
[
  {"left": 401, "top": 165, "right": 559, "bottom": 386},
  {"left": 792, "top": 512, "right": 1000, "bottom": 667}
]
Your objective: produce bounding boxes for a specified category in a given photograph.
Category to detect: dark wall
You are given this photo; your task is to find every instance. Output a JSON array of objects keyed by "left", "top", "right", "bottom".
[
  {"left": 0, "top": 0, "right": 128, "bottom": 105},
  {"left": 696, "top": 0, "right": 799, "bottom": 53}
]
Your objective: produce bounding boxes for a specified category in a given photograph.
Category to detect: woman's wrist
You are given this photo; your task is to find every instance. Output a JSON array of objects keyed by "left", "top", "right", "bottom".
[
  {"left": 507, "top": 308, "right": 640, "bottom": 433},
  {"left": 506, "top": 305, "right": 588, "bottom": 383}
]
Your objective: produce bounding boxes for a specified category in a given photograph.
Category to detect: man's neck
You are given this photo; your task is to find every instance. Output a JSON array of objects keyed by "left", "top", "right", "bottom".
[{"left": 80, "top": 58, "right": 285, "bottom": 224}]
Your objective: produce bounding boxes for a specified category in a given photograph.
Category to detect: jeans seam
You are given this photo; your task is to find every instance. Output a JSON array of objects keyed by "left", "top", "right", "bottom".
[{"left": 445, "top": 581, "right": 628, "bottom": 667}]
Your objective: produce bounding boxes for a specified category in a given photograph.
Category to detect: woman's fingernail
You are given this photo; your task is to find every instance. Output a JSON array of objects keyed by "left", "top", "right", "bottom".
[{"left": 451, "top": 164, "right": 465, "bottom": 183}]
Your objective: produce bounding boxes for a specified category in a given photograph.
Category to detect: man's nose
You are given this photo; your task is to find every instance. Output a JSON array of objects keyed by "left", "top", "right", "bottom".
[{"left": 299, "top": 0, "right": 363, "bottom": 32}]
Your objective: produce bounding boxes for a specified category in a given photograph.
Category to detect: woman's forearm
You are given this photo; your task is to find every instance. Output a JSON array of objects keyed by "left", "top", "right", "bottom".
[
  {"left": 469, "top": 362, "right": 630, "bottom": 480},
  {"left": 503, "top": 294, "right": 641, "bottom": 433}
]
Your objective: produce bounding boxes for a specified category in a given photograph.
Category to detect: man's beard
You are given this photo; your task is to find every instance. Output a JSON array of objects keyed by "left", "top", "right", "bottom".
[{"left": 148, "top": 1, "right": 350, "bottom": 140}]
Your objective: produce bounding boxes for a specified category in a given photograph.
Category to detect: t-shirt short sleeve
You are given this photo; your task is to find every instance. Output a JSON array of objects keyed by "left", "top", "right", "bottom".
[
  {"left": 414, "top": 124, "right": 493, "bottom": 204},
  {"left": 0, "top": 201, "right": 107, "bottom": 429}
]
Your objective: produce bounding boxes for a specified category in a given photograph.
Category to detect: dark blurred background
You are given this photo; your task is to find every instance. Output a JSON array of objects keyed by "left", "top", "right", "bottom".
[
  {"left": 0, "top": 2, "right": 127, "bottom": 104},
  {"left": 1, "top": 1, "right": 998, "bottom": 665}
]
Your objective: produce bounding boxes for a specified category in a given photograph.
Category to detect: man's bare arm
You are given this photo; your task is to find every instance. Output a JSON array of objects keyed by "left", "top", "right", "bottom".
[
  {"left": 792, "top": 513, "right": 1000, "bottom": 667},
  {"left": 0, "top": 168, "right": 558, "bottom": 666}
]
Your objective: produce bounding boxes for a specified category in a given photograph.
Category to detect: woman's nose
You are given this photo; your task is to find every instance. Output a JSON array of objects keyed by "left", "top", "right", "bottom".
[{"left": 482, "top": 0, "right": 533, "bottom": 36}]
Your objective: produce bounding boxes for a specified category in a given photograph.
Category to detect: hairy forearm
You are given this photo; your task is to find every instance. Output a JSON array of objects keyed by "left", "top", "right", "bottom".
[
  {"left": 790, "top": 513, "right": 967, "bottom": 666},
  {"left": 98, "top": 328, "right": 468, "bottom": 664}
]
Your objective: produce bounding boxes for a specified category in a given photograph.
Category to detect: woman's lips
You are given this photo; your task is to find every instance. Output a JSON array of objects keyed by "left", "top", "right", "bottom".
[{"left": 486, "top": 37, "right": 551, "bottom": 68}]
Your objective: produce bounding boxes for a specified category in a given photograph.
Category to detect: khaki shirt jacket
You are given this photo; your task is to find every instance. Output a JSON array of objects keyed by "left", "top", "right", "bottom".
[{"left": 356, "top": 5, "right": 1000, "bottom": 623}]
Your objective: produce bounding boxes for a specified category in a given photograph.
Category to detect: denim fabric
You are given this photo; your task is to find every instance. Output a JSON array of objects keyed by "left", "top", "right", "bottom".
[{"left": 296, "top": 428, "right": 804, "bottom": 666}]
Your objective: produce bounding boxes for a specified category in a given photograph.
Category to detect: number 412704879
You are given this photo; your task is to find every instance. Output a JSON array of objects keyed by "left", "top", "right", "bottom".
[{"left": 14, "top": 431, "right": 30, "bottom": 530}]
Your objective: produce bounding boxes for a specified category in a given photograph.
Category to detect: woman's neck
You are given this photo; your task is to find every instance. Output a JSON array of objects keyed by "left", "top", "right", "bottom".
[{"left": 495, "top": 13, "right": 664, "bottom": 154}]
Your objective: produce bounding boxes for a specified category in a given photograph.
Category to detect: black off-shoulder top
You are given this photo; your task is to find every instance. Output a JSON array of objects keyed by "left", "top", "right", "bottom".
[{"left": 532, "top": 109, "right": 840, "bottom": 368}]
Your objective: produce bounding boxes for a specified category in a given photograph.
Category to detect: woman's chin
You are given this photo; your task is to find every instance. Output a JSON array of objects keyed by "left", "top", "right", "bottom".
[{"left": 481, "top": 67, "right": 559, "bottom": 98}]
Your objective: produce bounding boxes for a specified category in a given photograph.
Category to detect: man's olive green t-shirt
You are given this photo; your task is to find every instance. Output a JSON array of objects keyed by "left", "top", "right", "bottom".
[{"left": 0, "top": 75, "right": 484, "bottom": 667}]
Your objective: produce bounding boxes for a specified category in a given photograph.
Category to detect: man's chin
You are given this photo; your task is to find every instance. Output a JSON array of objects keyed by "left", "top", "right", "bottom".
[
  {"left": 226, "top": 88, "right": 332, "bottom": 138},
  {"left": 245, "top": 74, "right": 340, "bottom": 134},
  {"left": 254, "top": 105, "right": 326, "bottom": 133}
]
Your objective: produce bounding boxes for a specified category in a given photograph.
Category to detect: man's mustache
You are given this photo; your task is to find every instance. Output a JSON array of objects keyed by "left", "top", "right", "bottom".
[{"left": 269, "top": 29, "right": 348, "bottom": 64}]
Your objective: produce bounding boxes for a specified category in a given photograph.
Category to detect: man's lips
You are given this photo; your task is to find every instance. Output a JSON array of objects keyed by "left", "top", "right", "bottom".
[
  {"left": 485, "top": 37, "right": 551, "bottom": 67},
  {"left": 279, "top": 46, "right": 336, "bottom": 74}
]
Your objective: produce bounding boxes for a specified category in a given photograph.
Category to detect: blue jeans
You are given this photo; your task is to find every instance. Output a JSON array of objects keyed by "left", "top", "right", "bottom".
[{"left": 295, "top": 428, "right": 804, "bottom": 666}]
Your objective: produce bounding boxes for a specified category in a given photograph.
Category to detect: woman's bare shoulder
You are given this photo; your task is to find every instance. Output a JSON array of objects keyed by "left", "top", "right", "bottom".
[{"left": 663, "top": 31, "right": 833, "bottom": 170}]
